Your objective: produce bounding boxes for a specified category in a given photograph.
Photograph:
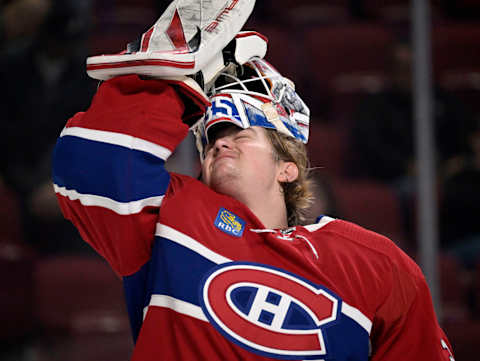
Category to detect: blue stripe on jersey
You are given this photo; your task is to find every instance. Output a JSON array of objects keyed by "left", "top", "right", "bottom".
[
  {"left": 130, "top": 235, "right": 371, "bottom": 360},
  {"left": 121, "top": 237, "right": 219, "bottom": 341},
  {"left": 53, "top": 135, "right": 170, "bottom": 202},
  {"left": 151, "top": 236, "right": 218, "bottom": 306},
  {"left": 322, "top": 313, "right": 370, "bottom": 360},
  {"left": 123, "top": 260, "right": 152, "bottom": 343}
]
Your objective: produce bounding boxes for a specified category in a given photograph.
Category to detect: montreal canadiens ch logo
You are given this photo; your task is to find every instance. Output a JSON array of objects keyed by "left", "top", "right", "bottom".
[{"left": 200, "top": 262, "right": 339, "bottom": 360}]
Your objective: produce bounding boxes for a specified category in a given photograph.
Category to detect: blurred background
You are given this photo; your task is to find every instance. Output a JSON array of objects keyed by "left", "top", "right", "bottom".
[{"left": 1, "top": 0, "right": 479, "bottom": 360}]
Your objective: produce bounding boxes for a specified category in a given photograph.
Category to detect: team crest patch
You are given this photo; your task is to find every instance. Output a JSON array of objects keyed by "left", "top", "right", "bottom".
[
  {"left": 214, "top": 208, "right": 245, "bottom": 237},
  {"left": 200, "top": 262, "right": 340, "bottom": 360}
]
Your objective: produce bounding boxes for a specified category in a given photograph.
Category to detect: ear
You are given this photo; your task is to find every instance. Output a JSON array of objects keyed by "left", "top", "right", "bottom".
[{"left": 277, "top": 161, "right": 299, "bottom": 183}]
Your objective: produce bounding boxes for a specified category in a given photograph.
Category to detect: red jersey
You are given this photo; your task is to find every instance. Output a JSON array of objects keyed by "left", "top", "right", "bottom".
[{"left": 53, "top": 75, "right": 454, "bottom": 361}]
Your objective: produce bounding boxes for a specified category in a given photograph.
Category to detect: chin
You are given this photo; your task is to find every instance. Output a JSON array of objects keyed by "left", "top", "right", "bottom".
[
  {"left": 208, "top": 164, "right": 239, "bottom": 186},
  {"left": 209, "top": 175, "right": 240, "bottom": 197}
]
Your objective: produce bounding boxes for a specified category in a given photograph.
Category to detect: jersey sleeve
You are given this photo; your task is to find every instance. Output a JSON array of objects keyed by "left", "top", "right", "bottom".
[
  {"left": 52, "top": 74, "right": 199, "bottom": 276},
  {"left": 370, "top": 260, "right": 455, "bottom": 360}
]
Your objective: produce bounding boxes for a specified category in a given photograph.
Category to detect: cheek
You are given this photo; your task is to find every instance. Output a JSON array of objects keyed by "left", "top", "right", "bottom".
[
  {"left": 200, "top": 159, "right": 211, "bottom": 184},
  {"left": 247, "top": 147, "right": 278, "bottom": 177}
]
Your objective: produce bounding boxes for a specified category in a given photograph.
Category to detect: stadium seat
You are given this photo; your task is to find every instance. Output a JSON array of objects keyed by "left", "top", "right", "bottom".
[
  {"left": 329, "top": 179, "right": 408, "bottom": 247},
  {"left": 433, "top": 24, "right": 480, "bottom": 119},
  {"left": 34, "top": 255, "right": 128, "bottom": 333},
  {"left": 361, "top": 0, "right": 443, "bottom": 23},
  {"left": 115, "top": 0, "right": 156, "bottom": 6},
  {"left": 475, "top": 259, "right": 480, "bottom": 319},
  {"left": 301, "top": 24, "right": 393, "bottom": 115},
  {"left": 439, "top": 0, "right": 480, "bottom": 20},
  {"left": 442, "top": 319, "right": 480, "bottom": 361},
  {"left": 433, "top": 24, "right": 480, "bottom": 77},
  {"left": 329, "top": 72, "right": 387, "bottom": 125},
  {"left": 31, "top": 332, "right": 133, "bottom": 361},
  {"left": 91, "top": 0, "right": 157, "bottom": 44},
  {"left": 308, "top": 122, "right": 348, "bottom": 177},
  {"left": 0, "top": 184, "right": 36, "bottom": 342},
  {"left": 439, "top": 254, "right": 470, "bottom": 321},
  {"left": 252, "top": 25, "right": 303, "bottom": 82},
  {"left": 32, "top": 255, "right": 133, "bottom": 359},
  {"left": 0, "top": 241, "right": 36, "bottom": 342},
  {"left": 0, "top": 182, "right": 24, "bottom": 242},
  {"left": 303, "top": 24, "right": 393, "bottom": 86},
  {"left": 438, "top": 68, "right": 480, "bottom": 120},
  {"left": 260, "top": 0, "right": 352, "bottom": 25},
  {"left": 88, "top": 30, "right": 138, "bottom": 55}
]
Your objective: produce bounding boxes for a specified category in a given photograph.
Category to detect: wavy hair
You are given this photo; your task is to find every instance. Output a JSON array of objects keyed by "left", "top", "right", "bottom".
[{"left": 265, "top": 129, "right": 315, "bottom": 226}]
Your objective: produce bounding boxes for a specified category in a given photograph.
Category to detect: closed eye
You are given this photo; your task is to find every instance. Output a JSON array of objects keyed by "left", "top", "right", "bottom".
[
  {"left": 234, "top": 134, "right": 249, "bottom": 141},
  {"left": 234, "top": 129, "right": 254, "bottom": 140}
]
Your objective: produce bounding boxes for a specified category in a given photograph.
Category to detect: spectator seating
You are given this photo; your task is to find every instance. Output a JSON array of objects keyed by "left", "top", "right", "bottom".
[
  {"left": 433, "top": 24, "right": 480, "bottom": 119},
  {"left": 361, "top": 0, "right": 444, "bottom": 23},
  {"left": 439, "top": 68, "right": 480, "bottom": 121},
  {"left": 433, "top": 24, "right": 480, "bottom": 76},
  {"left": 308, "top": 122, "right": 349, "bottom": 177},
  {"left": 443, "top": 318, "right": 480, "bottom": 361},
  {"left": 253, "top": 25, "right": 303, "bottom": 82},
  {"left": 32, "top": 255, "right": 133, "bottom": 361},
  {"left": 0, "top": 184, "right": 36, "bottom": 343},
  {"left": 260, "top": 0, "right": 352, "bottom": 25},
  {"left": 439, "top": 252, "right": 480, "bottom": 361},
  {"left": 0, "top": 182, "right": 24, "bottom": 243},
  {"left": 0, "top": 242, "right": 36, "bottom": 343},
  {"left": 476, "top": 259, "right": 480, "bottom": 318},
  {"left": 301, "top": 24, "right": 393, "bottom": 117},
  {"left": 439, "top": 254, "right": 470, "bottom": 321},
  {"left": 90, "top": 0, "right": 157, "bottom": 55},
  {"left": 329, "top": 179, "right": 408, "bottom": 248},
  {"left": 440, "top": 0, "right": 480, "bottom": 20},
  {"left": 303, "top": 24, "right": 393, "bottom": 89}
]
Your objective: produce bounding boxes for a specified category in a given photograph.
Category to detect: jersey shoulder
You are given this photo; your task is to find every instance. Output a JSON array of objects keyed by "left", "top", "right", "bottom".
[{"left": 307, "top": 216, "right": 423, "bottom": 280}]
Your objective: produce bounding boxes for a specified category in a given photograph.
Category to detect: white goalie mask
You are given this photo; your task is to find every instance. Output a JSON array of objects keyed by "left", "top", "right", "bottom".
[{"left": 192, "top": 57, "right": 310, "bottom": 160}]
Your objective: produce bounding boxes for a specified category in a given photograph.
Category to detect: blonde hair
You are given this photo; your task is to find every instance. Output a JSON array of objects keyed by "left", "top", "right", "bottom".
[{"left": 265, "top": 129, "right": 315, "bottom": 226}]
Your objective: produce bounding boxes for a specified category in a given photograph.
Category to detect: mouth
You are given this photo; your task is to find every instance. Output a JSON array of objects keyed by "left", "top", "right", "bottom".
[
  {"left": 215, "top": 150, "right": 237, "bottom": 162},
  {"left": 213, "top": 156, "right": 235, "bottom": 169},
  {"left": 216, "top": 153, "right": 235, "bottom": 161},
  {"left": 211, "top": 152, "right": 237, "bottom": 172}
]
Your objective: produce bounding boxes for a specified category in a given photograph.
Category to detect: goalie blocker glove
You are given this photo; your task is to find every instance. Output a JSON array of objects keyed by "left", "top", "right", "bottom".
[{"left": 86, "top": 0, "right": 266, "bottom": 125}]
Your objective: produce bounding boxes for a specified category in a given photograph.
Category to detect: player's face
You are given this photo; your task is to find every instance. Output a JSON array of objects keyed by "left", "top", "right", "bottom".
[{"left": 201, "top": 125, "right": 284, "bottom": 197}]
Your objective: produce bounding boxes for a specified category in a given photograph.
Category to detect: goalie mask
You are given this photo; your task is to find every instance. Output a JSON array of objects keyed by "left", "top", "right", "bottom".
[{"left": 192, "top": 57, "right": 310, "bottom": 160}]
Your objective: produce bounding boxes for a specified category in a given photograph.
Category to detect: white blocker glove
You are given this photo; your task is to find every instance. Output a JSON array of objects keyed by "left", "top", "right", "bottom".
[{"left": 86, "top": 0, "right": 267, "bottom": 113}]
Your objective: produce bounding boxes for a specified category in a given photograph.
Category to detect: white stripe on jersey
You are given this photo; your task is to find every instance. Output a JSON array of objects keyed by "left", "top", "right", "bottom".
[
  {"left": 155, "top": 223, "right": 232, "bottom": 264},
  {"left": 341, "top": 301, "right": 372, "bottom": 334},
  {"left": 60, "top": 126, "right": 172, "bottom": 160},
  {"left": 304, "top": 216, "right": 335, "bottom": 232},
  {"left": 145, "top": 294, "right": 208, "bottom": 322},
  {"left": 154, "top": 222, "right": 373, "bottom": 334},
  {"left": 54, "top": 184, "right": 164, "bottom": 215},
  {"left": 143, "top": 296, "right": 373, "bottom": 335}
]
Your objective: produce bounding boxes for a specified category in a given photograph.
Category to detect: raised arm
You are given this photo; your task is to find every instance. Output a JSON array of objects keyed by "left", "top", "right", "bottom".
[
  {"left": 52, "top": 0, "right": 267, "bottom": 277},
  {"left": 53, "top": 75, "right": 207, "bottom": 276}
]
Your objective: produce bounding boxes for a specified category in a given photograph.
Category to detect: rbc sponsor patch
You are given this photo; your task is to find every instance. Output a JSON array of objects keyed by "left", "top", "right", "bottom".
[{"left": 214, "top": 208, "right": 245, "bottom": 237}]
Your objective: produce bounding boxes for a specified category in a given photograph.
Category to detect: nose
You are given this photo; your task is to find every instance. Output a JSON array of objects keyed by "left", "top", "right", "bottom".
[{"left": 212, "top": 134, "right": 233, "bottom": 154}]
